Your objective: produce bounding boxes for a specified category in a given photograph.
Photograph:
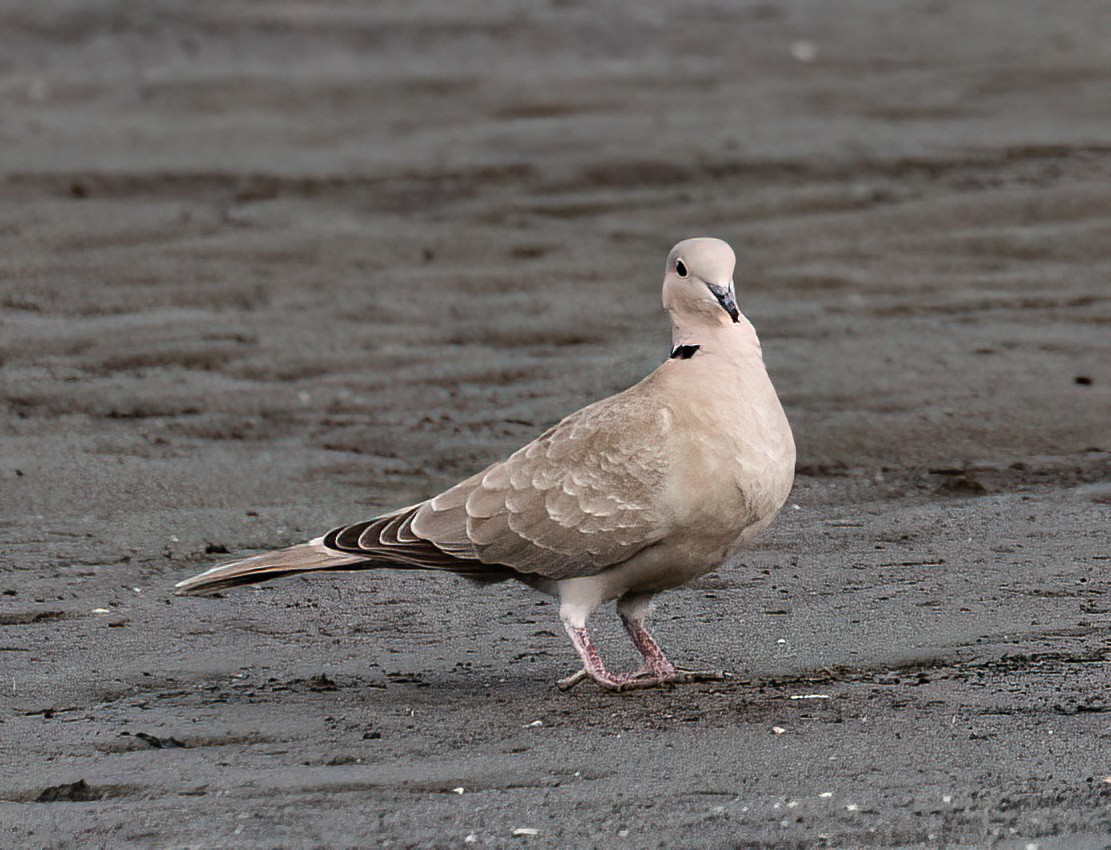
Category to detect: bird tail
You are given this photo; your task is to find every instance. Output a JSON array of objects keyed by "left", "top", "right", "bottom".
[{"left": 174, "top": 537, "right": 369, "bottom": 596}]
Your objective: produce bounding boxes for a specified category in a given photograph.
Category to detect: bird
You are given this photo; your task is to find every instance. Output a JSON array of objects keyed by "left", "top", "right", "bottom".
[{"left": 176, "top": 237, "right": 796, "bottom": 692}]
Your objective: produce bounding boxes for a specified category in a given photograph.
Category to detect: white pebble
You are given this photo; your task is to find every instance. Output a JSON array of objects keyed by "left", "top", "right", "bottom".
[{"left": 790, "top": 40, "right": 818, "bottom": 63}]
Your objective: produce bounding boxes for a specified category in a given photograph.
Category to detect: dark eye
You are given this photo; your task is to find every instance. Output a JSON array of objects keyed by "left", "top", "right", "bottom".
[{"left": 675, "top": 259, "right": 688, "bottom": 278}]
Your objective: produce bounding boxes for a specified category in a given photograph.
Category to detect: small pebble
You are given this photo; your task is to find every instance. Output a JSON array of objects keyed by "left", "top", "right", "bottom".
[{"left": 791, "top": 40, "right": 818, "bottom": 62}]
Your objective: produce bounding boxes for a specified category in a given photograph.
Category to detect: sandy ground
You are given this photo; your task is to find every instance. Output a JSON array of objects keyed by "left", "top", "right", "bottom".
[{"left": 1, "top": 1, "right": 1110, "bottom": 847}]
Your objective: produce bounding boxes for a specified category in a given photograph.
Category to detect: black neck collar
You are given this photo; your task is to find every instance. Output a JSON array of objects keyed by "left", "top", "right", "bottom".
[{"left": 669, "top": 344, "right": 700, "bottom": 360}]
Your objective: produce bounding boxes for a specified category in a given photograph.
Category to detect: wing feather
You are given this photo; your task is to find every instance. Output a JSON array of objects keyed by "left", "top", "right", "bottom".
[
  {"left": 304, "top": 380, "right": 675, "bottom": 582},
  {"left": 408, "top": 383, "right": 675, "bottom": 580}
]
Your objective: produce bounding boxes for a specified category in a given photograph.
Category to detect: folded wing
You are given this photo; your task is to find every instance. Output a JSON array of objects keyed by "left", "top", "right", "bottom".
[
  {"left": 177, "top": 384, "right": 677, "bottom": 595},
  {"left": 333, "top": 386, "right": 676, "bottom": 581}
]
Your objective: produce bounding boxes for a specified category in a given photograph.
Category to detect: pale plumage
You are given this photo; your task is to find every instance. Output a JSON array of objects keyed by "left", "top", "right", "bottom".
[{"left": 176, "top": 237, "right": 795, "bottom": 691}]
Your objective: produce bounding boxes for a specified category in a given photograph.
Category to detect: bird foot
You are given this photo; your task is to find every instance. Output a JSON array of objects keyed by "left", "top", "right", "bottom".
[{"left": 558, "top": 667, "right": 729, "bottom": 692}]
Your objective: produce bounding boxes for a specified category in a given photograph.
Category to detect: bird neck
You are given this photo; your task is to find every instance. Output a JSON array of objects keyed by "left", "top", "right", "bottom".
[{"left": 669, "top": 313, "right": 763, "bottom": 362}]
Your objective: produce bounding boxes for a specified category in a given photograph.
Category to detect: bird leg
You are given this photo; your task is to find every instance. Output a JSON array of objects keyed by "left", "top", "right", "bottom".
[
  {"left": 558, "top": 607, "right": 728, "bottom": 692},
  {"left": 620, "top": 613, "right": 727, "bottom": 685},
  {"left": 620, "top": 612, "right": 677, "bottom": 677},
  {"left": 558, "top": 623, "right": 640, "bottom": 691}
]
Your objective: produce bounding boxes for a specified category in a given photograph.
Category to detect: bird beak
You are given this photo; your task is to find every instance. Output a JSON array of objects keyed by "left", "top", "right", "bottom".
[{"left": 705, "top": 281, "right": 740, "bottom": 323}]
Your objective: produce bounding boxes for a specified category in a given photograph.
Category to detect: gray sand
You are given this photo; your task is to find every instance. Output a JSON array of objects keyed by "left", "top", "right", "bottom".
[{"left": 1, "top": 1, "right": 1109, "bottom": 847}]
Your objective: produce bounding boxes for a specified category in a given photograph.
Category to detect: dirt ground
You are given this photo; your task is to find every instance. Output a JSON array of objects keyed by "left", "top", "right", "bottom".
[{"left": 1, "top": 1, "right": 1109, "bottom": 848}]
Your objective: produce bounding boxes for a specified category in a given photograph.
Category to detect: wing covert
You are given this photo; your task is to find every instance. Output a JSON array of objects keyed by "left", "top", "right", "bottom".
[{"left": 409, "top": 388, "right": 676, "bottom": 580}]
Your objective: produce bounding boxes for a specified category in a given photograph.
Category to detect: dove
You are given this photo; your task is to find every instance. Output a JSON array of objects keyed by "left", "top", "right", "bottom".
[{"left": 176, "top": 237, "right": 796, "bottom": 691}]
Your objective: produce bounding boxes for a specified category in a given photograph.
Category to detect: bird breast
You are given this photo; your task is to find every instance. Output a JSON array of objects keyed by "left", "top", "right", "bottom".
[{"left": 660, "top": 358, "right": 795, "bottom": 551}]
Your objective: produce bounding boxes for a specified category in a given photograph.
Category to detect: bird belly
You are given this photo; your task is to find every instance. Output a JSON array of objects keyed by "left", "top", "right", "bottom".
[{"left": 552, "top": 539, "right": 725, "bottom": 612}]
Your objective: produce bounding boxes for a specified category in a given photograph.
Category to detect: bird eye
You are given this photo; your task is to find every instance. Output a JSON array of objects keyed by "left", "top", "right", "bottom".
[{"left": 675, "top": 259, "right": 688, "bottom": 278}]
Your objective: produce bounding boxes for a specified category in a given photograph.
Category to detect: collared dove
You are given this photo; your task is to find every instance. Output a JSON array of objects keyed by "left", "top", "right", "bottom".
[{"left": 176, "top": 237, "right": 795, "bottom": 691}]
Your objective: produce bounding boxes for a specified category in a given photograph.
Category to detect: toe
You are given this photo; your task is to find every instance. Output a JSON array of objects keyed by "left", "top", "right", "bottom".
[{"left": 557, "top": 669, "right": 590, "bottom": 690}]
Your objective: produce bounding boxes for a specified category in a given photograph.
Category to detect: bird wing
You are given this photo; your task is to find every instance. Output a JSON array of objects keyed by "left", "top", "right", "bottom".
[
  {"left": 403, "top": 382, "right": 677, "bottom": 580},
  {"left": 177, "top": 380, "right": 680, "bottom": 595}
]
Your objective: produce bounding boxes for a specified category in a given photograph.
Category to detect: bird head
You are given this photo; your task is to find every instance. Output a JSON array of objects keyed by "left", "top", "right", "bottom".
[{"left": 661, "top": 237, "right": 740, "bottom": 326}]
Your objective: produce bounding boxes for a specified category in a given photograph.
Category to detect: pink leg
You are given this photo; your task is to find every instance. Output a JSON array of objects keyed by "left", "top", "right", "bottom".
[
  {"left": 617, "top": 612, "right": 727, "bottom": 687},
  {"left": 558, "top": 623, "right": 637, "bottom": 691},
  {"left": 620, "top": 613, "right": 677, "bottom": 677},
  {"left": 558, "top": 604, "right": 729, "bottom": 692}
]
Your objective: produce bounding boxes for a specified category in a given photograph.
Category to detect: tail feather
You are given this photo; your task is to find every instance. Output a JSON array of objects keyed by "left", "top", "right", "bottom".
[
  {"left": 174, "top": 537, "right": 369, "bottom": 596},
  {"left": 176, "top": 504, "right": 521, "bottom": 596}
]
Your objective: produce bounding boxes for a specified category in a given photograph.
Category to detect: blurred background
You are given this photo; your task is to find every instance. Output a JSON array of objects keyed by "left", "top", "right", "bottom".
[{"left": 2, "top": 2, "right": 1107, "bottom": 514}]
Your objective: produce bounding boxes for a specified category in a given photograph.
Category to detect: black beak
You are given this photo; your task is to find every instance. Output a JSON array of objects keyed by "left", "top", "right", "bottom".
[{"left": 706, "top": 282, "right": 740, "bottom": 323}]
